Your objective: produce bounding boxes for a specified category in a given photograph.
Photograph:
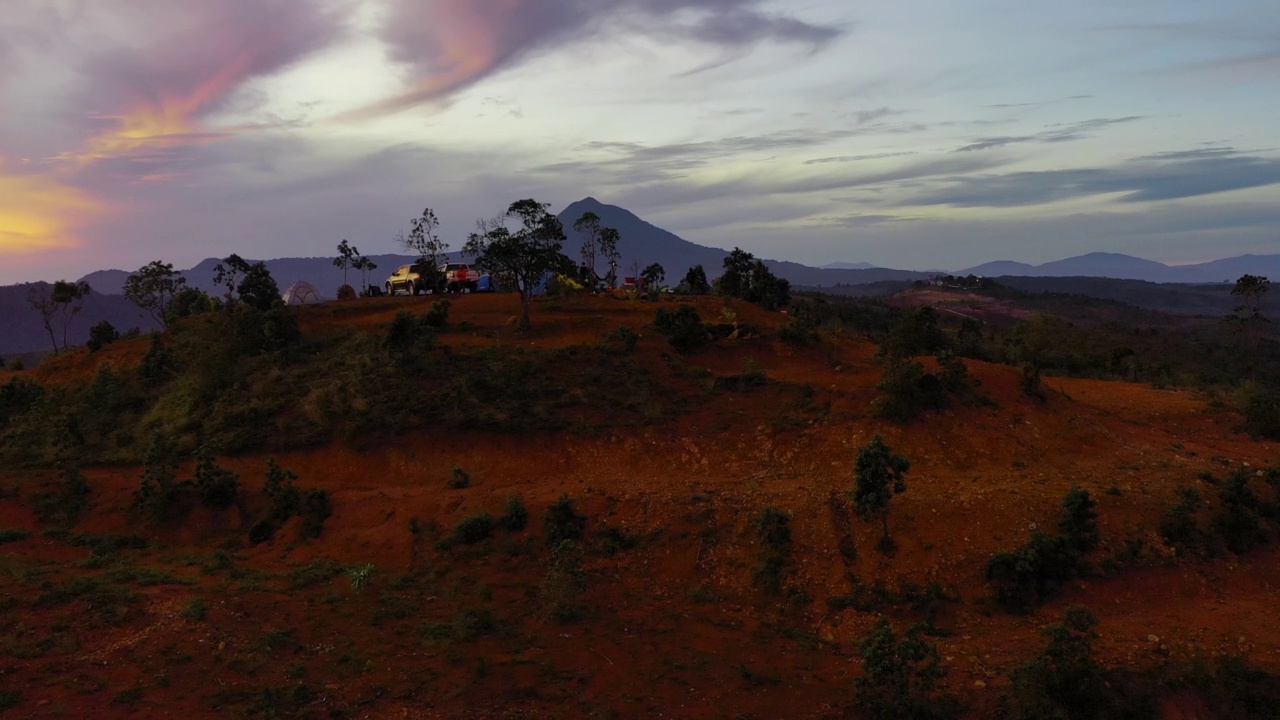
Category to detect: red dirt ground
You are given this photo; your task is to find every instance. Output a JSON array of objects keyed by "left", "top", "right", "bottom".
[{"left": 1, "top": 293, "right": 1278, "bottom": 718}]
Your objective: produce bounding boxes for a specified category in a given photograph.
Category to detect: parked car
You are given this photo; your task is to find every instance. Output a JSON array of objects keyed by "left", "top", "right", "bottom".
[
  {"left": 439, "top": 263, "right": 487, "bottom": 293},
  {"left": 385, "top": 264, "right": 431, "bottom": 296}
]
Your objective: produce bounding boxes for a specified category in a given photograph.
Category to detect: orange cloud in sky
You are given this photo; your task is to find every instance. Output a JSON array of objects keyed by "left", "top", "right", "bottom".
[
  {"left": 342, "top": 0, "right": 524, "bottom": 120},
  {"left": 0, "top": 158, "right": 104, "bottom": 253},
  {"left": 67, "top": 51, "right": 257, "bottom": 167}
]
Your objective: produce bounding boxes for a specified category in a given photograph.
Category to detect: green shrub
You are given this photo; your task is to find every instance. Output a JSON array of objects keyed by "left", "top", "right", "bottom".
[
  {"left": 1242, "top": 386, "right": 1280, "bottom": 439},
  {"left": 500, "top": 493, "right": 529, "bottom": 531},
  {"left": 752, "top": 506, "right": 792, "bottom": 594},
  {"left": 1000, "top": 606, "right": 1153, "bottom": 719},
  {"left": 182, "top": 598, "right": 209, "bottom": 621},
  {"left": 451, "top": 512, "right": 495, "bottom": 545},
  {"left": 0, "top": 529, "right": 30, "bottom": 544},
  {"left": 300, "top": 489, "right": 332, "bottom": 539},
  {"left": 133, "top": 433, "right": 182, "bottom": 520},
  {"left": 139, "top": 333, "right": 174, "bottom": 382},
  {"left": 422, "top": 300, "right": 451, "bottom": 328},
  {"left": 288, "top": 559, "right": 343, "bottom": 589},
  {"left": 544, "top": 494, "right": 587, "bottom": 546},
  {"left": 87, "top": 320, "right": 120, "bottom": 352},
  {"left": 600, "top": 326, "right": 639, "bottom": 355},
  {"left": 0, "top": 376, "right": 44, "bottom": 427},
  {"left": 1212, "top": 470, "right": 1268, "bottom": 554},
  {"left": 1059, "top": 486, "right": 1100, "bottom": 554},
  {"left": 448, "top": 466, "right": 471, "bottom": 489},
  {"left": 873, "top": 354, "right": 945, "bottom": 421},
  {"left": 541, "top": 540, "right": 586, "bottom": 623},
  {"left": 654, "top": 305, "right": 708, "bottom": 353},
  {"left": 193, "top": 443, "right": 239, "bottom": 510},
  {"left": 1159, "top": 486, "right": 1203, "bottom": 554},
  {"left": 856, "top": 618, "right": 954, "bottom": 720},
  {"left": 1021, "top": 363, "right": 1046, "bottom": 400}
]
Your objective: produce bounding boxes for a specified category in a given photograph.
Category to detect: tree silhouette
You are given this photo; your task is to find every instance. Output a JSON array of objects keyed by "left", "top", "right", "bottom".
[
  {"left": 27, "top": 280, "right": 91, "bottom": 354},
  {"left": 854, "top": 434, "right": 911, "bottom": 552},
  {"left": 464, "top": 199, "right": 572, "bottom": 331}
]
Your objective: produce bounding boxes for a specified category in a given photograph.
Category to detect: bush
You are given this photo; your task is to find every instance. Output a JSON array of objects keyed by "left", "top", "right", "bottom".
[
  {"left": 87, "top": 320, "right": 120, "bottom": 352},
  {"left": 385, "top": 311, "right": 437, "bottom": 357},
  {"left": 300, "top": 489, "right": 332, "bottom": 539},
  {"left": 1212, "top": 470, "right": 1268, "bottom": 554},
  {"left": 600, "top": 326, "right": 638, "bottom": 355},
  {"left": 1242, "top": 386, "right": 1280, "bottom": 439},
  {"left": 856, "top": 619, "right": 955, "bottom": 720},
  {"left": 1059, "top": 486, "right": 1100, "bottom": 554},
  {"left": 501, "top": 494, "right": 529, "bottom": 531},
  {"left": 1159, "top": 486, "right": 1203, "bottom": 554},
  {"left": 752, "top": 506, "right": 792, "bottom": 594},
  {"left": 1021, "top": 363, "right": 1046, "bottom": 400},
  {"left": 0, "top": 377, "right": 44, "bottom": 427},
  {"left": 451, "top": 512, "right": 495, "bottom": 545},
  {"left": 139, "top": 333, "right": 174, "bottom": 382},
  {"left": 448, "top": 466, "right": 471, "bottom": 489},
  {"left": 193, "top": 443, "right": 240, "bottom": 510},
  {"left": 541, "top": 540, "right": 586, "bottom": 623},
  {"left": 422, "top": 300, "right": 451, "bottom": 329},
  {"left": 987, "top": 486, "right": 1101, "bottom": 613},
  {"left": 1000, "top": 606, "right": 1151, "bottom": 719},
  {"left": 544, "top": 494, "right": 587, "bottom": 546},
  {"left": 873, "top": 354, "right": 944, "bottom": 421},
  {"left": 654, "top": 305, "right": 708, "bottom": 353},
  {"left": 0, "top": 529, "right": 30, "bottom": 544}
]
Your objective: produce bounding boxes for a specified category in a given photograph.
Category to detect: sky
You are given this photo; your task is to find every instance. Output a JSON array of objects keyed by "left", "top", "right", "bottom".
[{"left": 1, "top": 0, "right": 1278, "bottom": 284}]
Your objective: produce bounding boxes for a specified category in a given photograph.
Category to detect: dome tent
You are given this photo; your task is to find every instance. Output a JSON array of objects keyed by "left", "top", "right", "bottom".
[{"left": 281, "top": 281, "right": 328, "bottom": 305}]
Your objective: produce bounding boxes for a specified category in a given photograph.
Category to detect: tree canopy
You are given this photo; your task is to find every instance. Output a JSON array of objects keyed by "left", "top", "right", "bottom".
[
  {"left": 464, "top": 199, "right": 572, "bottom": 331},
  {"left": 124, "top": 262, "right": 187, "bottom": 329}
]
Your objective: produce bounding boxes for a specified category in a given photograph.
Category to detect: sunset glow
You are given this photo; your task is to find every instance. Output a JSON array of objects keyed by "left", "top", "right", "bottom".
[{"left": 0, "top": 0, "right": 1276, "bottom": 284}]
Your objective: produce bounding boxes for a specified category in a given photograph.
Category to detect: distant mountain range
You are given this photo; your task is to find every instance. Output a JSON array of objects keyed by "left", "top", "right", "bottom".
[
  {"left": 2, "top": 197, "right": 1275, "bottom": 355},
  {"left": 960, "top": 252, "right": 1280, "bottom": 284}
]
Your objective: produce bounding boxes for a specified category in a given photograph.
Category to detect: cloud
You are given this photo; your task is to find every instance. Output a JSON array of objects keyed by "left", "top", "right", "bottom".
[
  {"left": 348, "top": 0, "right": 844, "bottom": 119},
  {"left": 955, "top": 116, "right": 1142, "bottom": 152},
  {"left": 805, "top": 151, "right": 917, "bottom": 165},
  {"left": 907, "top": 148, "right": 1280, "bottom": 207},
  {"left": 0, "top": 157, "right": 104, "bottom": 253}
]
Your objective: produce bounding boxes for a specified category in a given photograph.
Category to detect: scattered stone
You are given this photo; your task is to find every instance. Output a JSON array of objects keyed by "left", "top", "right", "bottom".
[
  {"left": 1148, "top": 635, "right": 1160, "bottom": 643},
  {"left": 973, "top": 680, "right": 987, "bottom": 689}
]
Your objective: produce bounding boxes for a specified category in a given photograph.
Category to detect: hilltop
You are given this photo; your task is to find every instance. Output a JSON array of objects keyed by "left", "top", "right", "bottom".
[{"left": 1, "top": 289, "right": 1278, "bottom": 717}]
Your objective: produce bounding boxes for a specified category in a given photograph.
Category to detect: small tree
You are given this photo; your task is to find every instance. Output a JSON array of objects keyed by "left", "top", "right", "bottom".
[
  {"left": 86, "top": 320, "right": 119, "bottom": 352},
  {"left": 854, "top": 434, "right": 911, "bottom": 552},
  {"left": 682, "top": 265, "right": 710, "bottom": 295},
  {"left": 213, "top": 254, "right": 251, "bottom": 302},
  {"left": 27, "top": 280, "right": 91, "bottom": 353},
  {"left": 334, "top": 239, "right": 358, "bottom": 291},
  {"left": 714, "top": 248, "right": 790, "bottom": 310},
  {"left": 399, "top": 207, "right": 448, "bottom": 292},
  {"left": 464, "top": 199, "right": 573, "bottom": 331},
  {"left": 641, "top": 263, "right": 665, "bottom": 289},
  {"left": 124, "top": 261, "right": 187, "bottom": 329},
  {"left": 1229, "top": 274, "right": 1270, "bottom": 379},
  {"left": 353, "top": 255, "right": 378, "bottom": 294},
  {"left": 856, "top": 619, "right": 950, "bottom": 719},
  {"left": 573, "top": 212, "right": 603, "bottom": 279},
  {"left": 237, "top": 262, "right": 281, "bottom": 312},
  {"left": 1058, "top": 486, "right": 1099, "bottom": 554},
  {"left": 601, "top": 227, "right": 621, "bottom": 289}
]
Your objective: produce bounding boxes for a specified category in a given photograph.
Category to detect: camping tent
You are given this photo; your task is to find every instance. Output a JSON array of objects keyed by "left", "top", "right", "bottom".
[{"left": 281, "top": 281, "right": 327, "bottom": 305}]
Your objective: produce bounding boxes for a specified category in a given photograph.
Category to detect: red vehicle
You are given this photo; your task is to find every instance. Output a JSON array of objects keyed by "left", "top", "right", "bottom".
[{"left": 439, "top": 263, "right": 482, "bottom": 293}]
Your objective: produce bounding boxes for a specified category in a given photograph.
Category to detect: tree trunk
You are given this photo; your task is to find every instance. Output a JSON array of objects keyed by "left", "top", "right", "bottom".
[{"left": 518, "top": 292, "right": 533, "bottom": 332}]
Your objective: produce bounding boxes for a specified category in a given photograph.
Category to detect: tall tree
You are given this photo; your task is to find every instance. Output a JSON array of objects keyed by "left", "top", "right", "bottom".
[
  {"left": 573, "top": 212, "right": 602, "bottom": 278},
  {"left": 237, "top": 261, "right": 281, "bottom": 312},
  {"left": 398, "top": 207, "right": 448, "bottom": 292},
  {"left": 853, "top": 434, "right": 911, "bottom": 551},
  {"left": 353, "top": 254, "right": 378, "bottom": 293},
  {"left": 641, "top": 263, "right": 665, "bottom": 289},
  {"left": 334, "top": 239, "right": 358, "bottom": 289},
  {"left": 682, "top": 265, "right": 710, "bottom": 295},
  {"left": 124, "top": 262, "right": 187, "bottom": 329},
  {"left": 600, "top": 227, "right": 621, "bottom": 289},
  {"left": 715, "top": 248, "right": 790, "bottom": 310},
  {"left": 27, "top": 280, "right": 91, "bottom": 354},
  {"left": 213, "top": 254, "right": 251, "bottom": 302},
  {"left": 1230, "top": 274, "right": 1270, "bottom": 379},
  {"left": 463, "top": 199, "right": 572, "bottom": 331}
]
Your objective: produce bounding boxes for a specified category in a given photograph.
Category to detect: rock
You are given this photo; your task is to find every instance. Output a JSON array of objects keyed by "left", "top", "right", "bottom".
[
  {"left": 1148, "top": 635, "right": 1160, "bottom": 643},
  {"left": 973, "top": 681, "right": 987, "bottom": 689}
]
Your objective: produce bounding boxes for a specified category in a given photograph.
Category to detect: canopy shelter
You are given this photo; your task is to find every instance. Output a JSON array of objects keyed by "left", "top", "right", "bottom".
[{"left": 281, "top": 281, "right": 328, "bottom": 305}]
